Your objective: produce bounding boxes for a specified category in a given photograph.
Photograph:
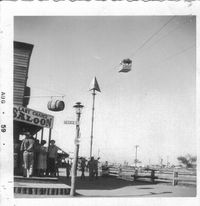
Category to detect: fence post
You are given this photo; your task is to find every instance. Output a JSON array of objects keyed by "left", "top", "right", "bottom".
[
  {"left": 134, "top": 169, "right": 138, "bottom": 181},
  {"left": 151, "top": 170, "right": 155, "bottom": 184},
  {"left": 172, "top": 170, "right": 178, "bottom": 186},
  {"left": 118, "top": 166, "right": 122, "bottom": 178}
]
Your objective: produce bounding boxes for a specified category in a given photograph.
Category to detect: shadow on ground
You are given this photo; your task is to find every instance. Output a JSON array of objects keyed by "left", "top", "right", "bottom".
[{"left": 58, "top": 176, "right": 158, "bottom": 190}]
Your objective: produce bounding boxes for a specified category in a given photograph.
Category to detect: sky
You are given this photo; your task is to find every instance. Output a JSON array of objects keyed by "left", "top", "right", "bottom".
[{"left": 14, "top": 16, "right": 196, "bottom": 166}]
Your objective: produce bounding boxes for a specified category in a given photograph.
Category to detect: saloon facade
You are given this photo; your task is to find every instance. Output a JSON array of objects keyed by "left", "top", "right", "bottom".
[{"left": 13, "top": 41, "right": 54, "bottom": 175}]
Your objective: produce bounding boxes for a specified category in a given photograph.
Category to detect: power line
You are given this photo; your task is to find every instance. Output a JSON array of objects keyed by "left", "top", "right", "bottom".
[
  {"left": 145, "top": 43, "right": 195, "bottom": 70},
  {"left": 113, "top": 16, "right": 176, "bottom": 71},
  {"left": 139, "top": 17, "right": 194, "bottom": 55},
  {"left": 159, "top": 44, "right": 195, "bottom": 64},
  {"left": 129, "top": 16, "right": 176, "bottom": 58},
  {"left": 32, "top": 86, "right": 66, "bottom": 96},
  {"left": 24, "top": 95, "right": 65, "bottom": 98}
]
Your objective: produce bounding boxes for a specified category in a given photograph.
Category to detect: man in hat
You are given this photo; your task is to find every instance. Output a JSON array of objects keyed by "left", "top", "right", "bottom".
[
  {"left": 20, "top": 131, "right": 35, "bottom": 178},
  {"left": 47, "top": 140, "right": 58, "bottom": 177}
]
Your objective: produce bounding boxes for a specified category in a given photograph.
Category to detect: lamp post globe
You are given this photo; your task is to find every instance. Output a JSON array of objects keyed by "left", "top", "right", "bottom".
[{"left": 73, "top": 102, "right": 84, "bottom": 114}]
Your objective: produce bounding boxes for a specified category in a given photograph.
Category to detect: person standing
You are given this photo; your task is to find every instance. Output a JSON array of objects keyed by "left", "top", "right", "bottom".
[
  {"left": 80, "top": 158, "right": 86, "bottom": 180},
  {"left": 20, "top": 132, "right": 35, "bottom": 178},
  {"left": 33, "top": 139, "right": 40, "bottom": 176},
  {"left": 94, "top": 157, "right": 100, "bottom": 179},
  {"left": 66, "top": 159, "right": 71, "bottom": 178},
  {"left": 47, "top": 140, "right": 58, "bottom": 177},
  {"left": 14, "top": 139, "right": 21, "bottom": 175},
  {"left": 88, "top": 156, "right": 95, "bottom": 180},
  {"left": 37, "top": 140, "right": 47, "bottom": 176}
]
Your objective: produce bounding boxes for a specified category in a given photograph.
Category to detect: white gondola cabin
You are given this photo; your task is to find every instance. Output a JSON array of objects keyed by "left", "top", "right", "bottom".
[{"left": 118, "top": 58, "right": 132, "bottom": 73}]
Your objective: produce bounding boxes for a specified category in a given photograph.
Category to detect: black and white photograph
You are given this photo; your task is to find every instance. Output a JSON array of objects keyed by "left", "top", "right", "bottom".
[{"left": 0, "top": 1, "right": 200, "bottom": 206}]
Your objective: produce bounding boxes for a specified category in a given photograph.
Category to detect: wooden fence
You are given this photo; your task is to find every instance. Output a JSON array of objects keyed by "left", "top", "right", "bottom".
[{"left": 102, "top": 166, "right": 196, "bottom": 186}]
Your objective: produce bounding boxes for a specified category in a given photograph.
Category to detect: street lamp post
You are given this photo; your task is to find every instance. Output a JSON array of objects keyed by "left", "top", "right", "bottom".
[{"left": 70, "top": 102, "right": 84, "bottom": 197}]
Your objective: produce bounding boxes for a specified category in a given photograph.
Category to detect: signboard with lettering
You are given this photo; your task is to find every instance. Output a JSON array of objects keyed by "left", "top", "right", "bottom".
[
  {"left": 13, "top": 105, "right": 54, "bottom": 128},
  {"left": 64, "top": 120, "right": 78, "bottom": 125}
]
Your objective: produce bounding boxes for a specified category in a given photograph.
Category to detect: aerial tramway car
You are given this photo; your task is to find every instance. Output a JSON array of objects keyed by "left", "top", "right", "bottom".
[{"left": 118, "top": 58, "right": 132, "bottom": 73}]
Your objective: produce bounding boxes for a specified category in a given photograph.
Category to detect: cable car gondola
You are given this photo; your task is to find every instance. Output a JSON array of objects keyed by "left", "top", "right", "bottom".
[{"left": 118, "top": 58, "right": 132, "bottom": 73}]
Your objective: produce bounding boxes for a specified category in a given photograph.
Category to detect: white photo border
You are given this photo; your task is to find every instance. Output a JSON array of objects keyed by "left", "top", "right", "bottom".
[{"left": 0, "top": 1, "right": 200, "bottom": 206}]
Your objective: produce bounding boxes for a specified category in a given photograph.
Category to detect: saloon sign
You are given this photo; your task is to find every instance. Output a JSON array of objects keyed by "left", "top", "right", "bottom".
[{"left": 14, "top": 105, "right": 54, "bottom": 128}]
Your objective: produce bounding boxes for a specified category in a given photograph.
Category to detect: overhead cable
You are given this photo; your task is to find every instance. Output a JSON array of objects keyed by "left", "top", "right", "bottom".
[
  {"left": 129, "top": 16, "right": 176, "bottom": 58},
  {"left": 140, "top": 17, "right": 194, "bottom": 55}
]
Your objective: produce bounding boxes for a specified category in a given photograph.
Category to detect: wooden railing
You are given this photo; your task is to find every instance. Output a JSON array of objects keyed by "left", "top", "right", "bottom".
[{"left": 101, "top": 166, "right": 196, "bottom": 186}]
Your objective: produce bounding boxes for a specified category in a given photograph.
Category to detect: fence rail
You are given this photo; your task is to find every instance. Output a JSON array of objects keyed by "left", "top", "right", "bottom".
[{"left": 101, "top": 166, "right": 196, "bottom": 186}]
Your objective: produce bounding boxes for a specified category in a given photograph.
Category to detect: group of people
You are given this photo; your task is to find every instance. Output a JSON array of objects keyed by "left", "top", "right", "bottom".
[
  {"left": 80, "top": 156, "right": 100, "bottom": 180},
  {"left": 20, "top": 131, "right": 100, "bottom": 179},
  {"left": 20, "top": 131, "right": 58, "bottom": 178}
]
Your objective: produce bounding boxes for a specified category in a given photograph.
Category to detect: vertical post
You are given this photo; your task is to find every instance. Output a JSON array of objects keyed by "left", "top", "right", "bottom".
[
  {"left": 151, "top": 170, "right": 155, "bottom": 184},
  {"left": 160, "top": 158, "right": 163, "bottom": 168},
  {"left": 46, "top": 128, "right": 52, "bottom": 177},
  {"left": 48, "top": 128, "right": 52, "bottom": 151},
  {"left": 90, "top": 89, "right": 96, "bottom": 158},
  {"left": 41, "top": 128, "right": 44, "bottom": 142},
  {"left": 89, "top": 77, "right": 101, "bottom": 159},
  {"left": 135, "top": 145, "right": 139, "bottom": 167},
  {"left": 70, "top": 104, "right": 82, "bottom": 197},
  {"left": 134, "top": 169, "right": 138, "bottom": 181},
  {"left": 172, "top": 170, "right": 178, "bottom": 186}
]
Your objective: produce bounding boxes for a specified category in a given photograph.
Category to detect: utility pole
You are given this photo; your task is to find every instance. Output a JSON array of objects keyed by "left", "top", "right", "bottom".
[
  {"left": 134, "top": 145, "right": 139, "bottom": 167},
  {"left": 89, "top": 77, "right": 101, "bottom": 158}
]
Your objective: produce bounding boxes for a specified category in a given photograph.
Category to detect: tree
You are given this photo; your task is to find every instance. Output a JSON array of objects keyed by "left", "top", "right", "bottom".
[{"left": 177, "top": 154, "right": 197, "bottom": 168}]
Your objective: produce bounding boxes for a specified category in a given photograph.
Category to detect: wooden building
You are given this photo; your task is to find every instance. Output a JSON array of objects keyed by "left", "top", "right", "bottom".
[{"left": 13, "top": 41, "right": 54, "bottom": 175}]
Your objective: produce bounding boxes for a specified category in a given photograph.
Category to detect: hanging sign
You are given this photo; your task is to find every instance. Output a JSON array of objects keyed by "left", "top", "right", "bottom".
[
  {"left": 13, "top": 105, "right": 54, "bottom": 128},
  {"left": 64, "top": 120, "right": 78, "bottom": 125}
]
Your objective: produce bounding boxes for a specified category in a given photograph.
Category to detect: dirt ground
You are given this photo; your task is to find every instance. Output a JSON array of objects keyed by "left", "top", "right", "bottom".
[{"left": 14, "top": 169, "right": 196, "bottom": 198}]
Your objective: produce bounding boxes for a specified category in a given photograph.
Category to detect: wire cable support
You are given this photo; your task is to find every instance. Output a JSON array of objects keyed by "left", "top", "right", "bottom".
[{"left": 129, "top": 16, "right": 176, "bottom": 58}]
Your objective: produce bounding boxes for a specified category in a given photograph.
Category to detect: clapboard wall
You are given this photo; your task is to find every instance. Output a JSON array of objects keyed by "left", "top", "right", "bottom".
[{"left": 14, "top": 41, "right": 34, "bottom": 106}]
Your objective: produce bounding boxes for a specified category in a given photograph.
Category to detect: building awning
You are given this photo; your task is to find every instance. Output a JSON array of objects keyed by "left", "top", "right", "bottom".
[{"left": 14, "top": 120, "right": 42, "bottom": 137}]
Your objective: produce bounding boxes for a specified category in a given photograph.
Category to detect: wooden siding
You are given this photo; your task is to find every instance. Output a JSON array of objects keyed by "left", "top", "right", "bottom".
[{"left": 14, "top": 41, "right": 34, "bottom": 106}]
